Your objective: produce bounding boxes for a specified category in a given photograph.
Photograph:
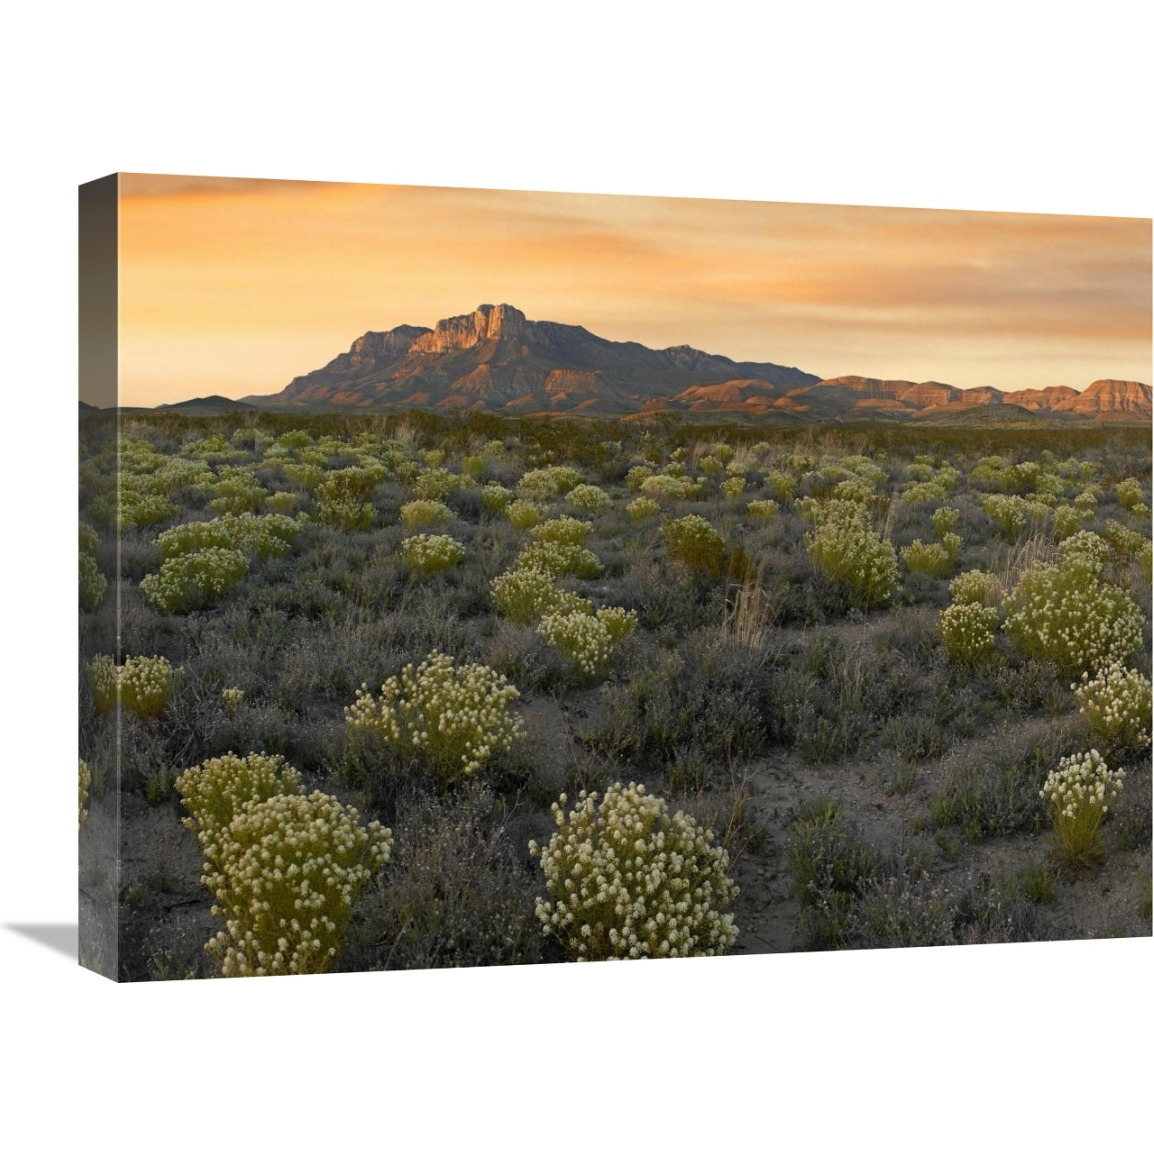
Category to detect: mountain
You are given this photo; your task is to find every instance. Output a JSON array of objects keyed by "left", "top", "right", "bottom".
[
  {"left": 243, "top": 303, "right": 819, "bottom": 414},
  {"left": 157, "top": 395, "right": 257, "bottom": 415},
  {"left": 239, "top": 304, "right": 1150, "bottom": 423}
]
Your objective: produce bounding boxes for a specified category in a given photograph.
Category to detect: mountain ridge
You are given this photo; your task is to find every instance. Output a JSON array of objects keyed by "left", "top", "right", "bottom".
[{"left": 238, "top": 304, "right": 1151, "bottom": 423}]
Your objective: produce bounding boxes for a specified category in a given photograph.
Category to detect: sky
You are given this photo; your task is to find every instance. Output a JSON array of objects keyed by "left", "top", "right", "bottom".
[{"left": 117, "top": 173, "right": 1152, "bottom": 407}]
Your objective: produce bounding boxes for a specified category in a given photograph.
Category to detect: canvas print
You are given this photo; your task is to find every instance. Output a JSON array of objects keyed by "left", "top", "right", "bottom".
[{"left": 79, "top": 174, "right": 1152, "bottom": 981}]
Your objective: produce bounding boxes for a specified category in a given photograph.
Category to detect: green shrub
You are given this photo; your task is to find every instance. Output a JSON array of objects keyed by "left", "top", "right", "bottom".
[
  {"left": 938, "top": 602, "right": 999, "bottom": 664},
  {"left": 747, "top": 499, "right": 778, "bottom": 519},
  {"left": 79, "top": 760, "right": 91, "bottom": 830},
  {"left": 481, "top": 482, "right": 513, "bottom": 513},
  {"left": 400, "top": 499, "right": 453, "bottom": 530},
  {"left": 1041, "top": 750, "right": 1125, "bottom": 868},
  {"left": 118, "top": 655, "right": 175, "bottom": 719},
  {"left": 155, "top": 512, "right": 300, "bottom": 559},
  {"left": 515, "top": 540, "right": 602, "bottom": 579},
  {"left": 529, "top": 516, "right": 593, "bottom": 546},
  {"left": 140, "top": 547, "right": 249, "bottom": 612},
  {"left": 720, "top": 477, "right": 746, "bottom": 499},
  {"left": 346, "top": 651, "right": 524, "bottom": 786},
  {"left": 1115, "top": 477, "right": 1144, "bottom": 509},
  {"left": 201, "top": 790, "right": 391, "bottom": 976},
  {"left": 402, "top": 533, "right": 466, "bottom": 576},
  {"left": 506, "top": 499, "right": 547, "bottom": 530},
  {"left": 519, "top": 466, "right": 581, "bottom": 499},
  {"left": 902, "top": 538, "right": 957, "bottom": 577},
  {"left": 627, "top": 496, "right": 660, "bottom": 521},
  {"left": 537, "top": 610, "right": 616, "bottom": 679},
  {"left": 1072, "top": 665, "right": 1151, "bottom": 757},
  {"left": 567, "top": 483, "right": 611, "bottom": 511},
  {"left": 175, "top": 751, "right": 304, "bottom": 843},
  {"left": 662, "top": 514, "right": 726, "bottom": 579},
  {"left": 79, "top": 522, "right": 100, "bottom": 556},
  {"left": 529, "top": 782, "right": 739, "bottom": 960},
  {"left": 805, "top": 511, "right": 898, "bottom": 608},
  {"left": 931, "top": 507, "right": 959, "bottom": 536},
  {"left": 491, "top": 566, "right": 592, "bottom": 625},
  {"left": 79, "top": 552, "right": 107, "bottom": 611},
  {"left": 949, "top": 569, "right": 1000, "bottom": 607}
]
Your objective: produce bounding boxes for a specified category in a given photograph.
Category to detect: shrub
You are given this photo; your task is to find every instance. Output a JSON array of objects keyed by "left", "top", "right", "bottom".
[
  {"left": 766, "top": 470, "right": 798, "bottom": 501},
  {"left": 481, "top": 482, "right": 513, "bottom": 513},
  {"left": 79, "top": 522, "right": 100, "bottom": 556},
  {"left": 720, "top": 477, "right": 746, "bottom": 499},
  {"left": 317, "top": 466, "right": 382, "bottom": 529},
  {"left": 949, "top": 569, "right": 1000, "bottom": 607},
  {"left": 939, "top": 603, "right": 999, "bottom": 664},
  {"left": 595, "top": 606, "right": 638, "bottom": 646},
  {"left": 175, "top": 751, "right": 304, "bottom": 843},
  {"left": 506, "top": 499, "right": 547, "bottom": 531},
  {"left": 118, "top": 655, "right": 175, "bottom": 719},
  {"left": 155, "top": 512, "right": 300, "bottom": 559},
  {"left": 627, "top": 496, "right": 660, "bottom": 521},
  {"left": 491, "top": 567, "right": 592, "bottom": 625},
  {"left": 90, "top": 654, "right": 118, "bottom": 714},
  {"left": 902, "top": 539, "right": 956, "bottom": 577},
  {"left": 519, "top": 466, "right": 581, "bottom": 499},
  {"left": 1041, "top": 750, "right": 1125, "bottom": 867},
  {"left": 222, "top": 686, "right": 245, "bottom": 717},
  {"left": 625, "top": 465, "right": 654, "bottom": 490},
  {"left": 1072, "top": 665, "right": 1152, "bottom": 757},
  {"left": 402, "top": 533, "right": 466, "bottom": 576},
  {"left": 1057, "top": 530, "right": 1111, "bottom": 573},
  {"left": 662, "top": 514, "right": 726, "bottom": 579},
  {"left": 747, "top": 499, "right": 779, "bottom": 519},
  {"left": 529, "top": 516, "right": 593, "bottom": 547},
  {"left": 412, "top": 468, "right": 461, "bottom": 501},
  {"left": 1115, "top": 477, "right": 1144, "bottom": 509},
  {"left": 931, "top": 506, "right": 959, "bottom": 536},
  {"left": 345, "top": 651, "right": 524, "bottom": 786},
  {"left": 567, "top": 483, "right": 611, "bottom": 511},
  {"left": 1053, "top": 504, "right": 1091, "bottom": 541},
  {"left": 982, "top": 494, "right": 1049, "bottom": 537},
  {"left": 805, "top": 514, "right": 898, "bottom": 608},
  {"left": 120, "top": 492, "right": 178, "bottom": 528},
  {"left": 79, "top": 760, "right": 91, "bottom": 830},
  {"left": 537, "top": 610, "right": 615, "bottom": 679},
  {"left": 79, "top": 552, "right": 107, "bottom": 611},
  {"left": 515, "top": 540, "right": 602, "bottom": 579},
  {"left": 201, "top": 790, "right": 391, "bottom": 976},
  {"left": 639, "top": 473, "right": 702, "bottom": 502},
  {"left": 400, "top": 499, "right": 453, "bottom": 530},
  {"left": 529, "top": 783, "right": 739, "bottom": 960},
  {"left": 140, "top": 547, "right": 249, "bottom": 612},
  {"left": 1001, "top": 556, "right": 1144, "bottom": 677}
]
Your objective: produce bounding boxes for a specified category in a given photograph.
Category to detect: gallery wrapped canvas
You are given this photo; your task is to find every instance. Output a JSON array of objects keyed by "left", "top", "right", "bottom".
[{"left": 79, "top": 174, "right": 1152, "bottom": 981}]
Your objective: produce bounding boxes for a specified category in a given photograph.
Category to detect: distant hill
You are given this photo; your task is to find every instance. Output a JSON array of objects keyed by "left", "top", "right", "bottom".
[
  {"left": 157, "top": 395, "right": 257, "bottom": 416},
  {"left": 229, "top": 303, "right": 1150, "bottom": 424}
]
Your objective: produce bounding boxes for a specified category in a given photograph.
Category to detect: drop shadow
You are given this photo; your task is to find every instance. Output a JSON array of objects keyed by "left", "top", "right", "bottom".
[{"left": 6, "top": 923, "right": 79, "bottom": 959}]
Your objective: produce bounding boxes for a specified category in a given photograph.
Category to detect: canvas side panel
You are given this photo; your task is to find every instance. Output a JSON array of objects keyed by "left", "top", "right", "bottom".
[{"left": 78, "top": 174, "right": 120, "bottom": 980}]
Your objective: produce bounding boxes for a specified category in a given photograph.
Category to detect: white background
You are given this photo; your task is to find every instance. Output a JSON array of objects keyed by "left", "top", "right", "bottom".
[{"left": 1, "top": 3, "right": 1150, "bottom": 1148}]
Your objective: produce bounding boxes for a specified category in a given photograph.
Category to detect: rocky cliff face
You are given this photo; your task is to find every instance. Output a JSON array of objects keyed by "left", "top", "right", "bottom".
[{"left": 243, "top": 305, "right": 1150, "bottom": 423}]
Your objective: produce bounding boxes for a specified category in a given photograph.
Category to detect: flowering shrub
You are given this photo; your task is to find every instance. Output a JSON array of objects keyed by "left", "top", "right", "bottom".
[
  {"left": 507, "top": 499, "right": 548, "bottom": 531},
  {"left": 481, "top": 482, "right": 513, "bottom": 513},
  {"left": 79, "top": 552, "right": 107, "bottom": 611},
  {"left": 931, "top": 507, "right": 959, "bottom": 536},
  {"left": 627, "top": 496, "right": 660, "bottom": 521},
  {"left": 208, "top": 472, "right": 266, "bottom": 515},
  {"left": 140, "top": 547, "right": 249, "bottom": 612},
  {"left": 90, "top": 655, "right": 118, "bottom": 714},
  {"left": 1072, "top": 665, "right": 1152, "bottom": 756},
  {"left": 766, "top": 470, "right": 798, "bottom": 501},
  {"left": 1057, "top": 529, "right": 1111, "bottom": 573},
  {"left": 345, "top": 651, "right": 524, "bottom": 785},
  {"left": 119, "top": 655, "right": 175, "bottom": 719},
  {"left": 120, "top": 491, "right": 178, "bottom": 528},
  {"left": 1001, "top": 557, "right": 1144, "bottom": 677},
  {"left": 400, "top": 499, "right": 453, "bottom": 530},
  {"left": 201, "top": 790, "right": 391, "bottom": 976},
  {"left": 1040, "top": 750, "right": 1125, "bottom": 867},
  {"left": 639, "top": 473, "right": 702, "bottom": 502},
  {"left": 1115, "top": 477, "right": 1144, "bottom": 510},
  {"left": 949, "top": 569, "right": 1000, "bottom": 607},
  {"left": 519, "top": 466, "right": 582, "bottom": 499},
  {"left": 720, "top": 477, "right": 746, "bottom": 499},
  {"left": 805, "top": 513, "right": 898, "bottom": 608},
  {"left": 176, "top": 752, "right": 304, "bottom": 843},
  {"left": 515, "top": 540, "right": 602, "bottom": 579},
  {"left": 79, "top": 522, "right": 100, "bottom": 556},
  {"left": 567, "top": 483, "right": 611, "bottom": 511},
  {"left": 537, "top": 610, "right": 615, "bottom": 679},
  {"left": 625, "top": 465, "right": 654, "bottom": 490},
  {"left": 413, "top": 468, "right": 461, "bottom": 501},
  {"left": 747, "top": 499, "right": 778, "bottom": 519},
  {"left": 939, "top": 602, "right": 999, "bottom": 663},
  {"left": 981, "top": 494, "right": 1049, "bottom": 537},
  {"left": 1052, "top": 504, "right": 1092, "bottom": 541},
  {"left": 662, "top": 514, "right": 726, "bottom": 579},
  {"left": 79, "top": 759, "right": 91, "bottom": 830},
  {"left": 223, "top": 686, "right": 245, "bottom": 717},
  {"left": 317, "top": 466, "right": 383, "bottom": 529},
  {"left": 491, "top": 566, "right": 592, "bottom": 625},
  {"left": 529, "top": 783, "right": 739, "bottom": 960},
  {"left": 402, "top": 533, "right": 466, "bottom": 576},
  {"left": 155, "top": 513, "right": 300, "bottom": 560},
  {"left": 529, "top": 516, "right": 593, "bottom": 547},
  {"left": 902, "top": 538, "right": 958, "bottom": 578},
  {"left": 1100, "top": 521, "right": 1148, "bottom": 565},
  {"left": 595, "top": 606, "right": 638, "bottom": 645}
]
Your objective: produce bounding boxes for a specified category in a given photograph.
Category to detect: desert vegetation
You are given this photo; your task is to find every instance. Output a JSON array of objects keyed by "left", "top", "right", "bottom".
[{"left": 78, "top": 410, "right": 1152, "bottom": 978}]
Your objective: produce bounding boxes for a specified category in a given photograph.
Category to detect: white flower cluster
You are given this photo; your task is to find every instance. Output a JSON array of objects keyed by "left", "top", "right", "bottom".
[
  {"left": 805, "top": 511, "right": 898, "bottom": 607},
  {"left": 345, "top": 651, "right": 524, "bottom": 784},
  {"left": 747, "top": 499, "right": 778, "bottom": 519},
  {"left": 981, "top": 493, "right": 1050, "bottom": 537},
  {"left": 1072, "top": 665, "right": 1152, "bottom": 755},
  {"left": 529, "top": 782, "right": 739, "bottom": 960},
  {"left": 529, "top": 516, "right": 593, "bottom": 546},
  {"left": 766, "top": 470, "right": 798, "bottom": 501},
  {"left": 481, "top": 482, "right": 513, "bottom": 513},
  {"left": 201, "top": 790, "right": 391, "bottom": 977},
  {"left": 931, "top": 507, "right": 959, "bottom": 536},
  {"left": 567, "top": 483, "right": 611, "bottom": 511},
  {"left": 119, "top": 490, "right": 178, "bottom": 528},
  {"left": 91, "top": 654, "right": 174, "bottom": 719},
  {"left": 1001, "top": 557, "right": 1144, "bottom": 677},
  {"left": 720, "top": 477, "right": 746, "bottom": 499},
  {"left": 515, "top": 539, "right": 602, "bottom": 580},
  {"left": 223, "top": 686, "right": 245, "bottom": 717},
  {"left": 948, "top": 569, "right": 1001, "bottom": 607},
  {"left": 155, "top": 512, "right": 301, "bottom": 560},
  {"left": 1052, "top": 504, "right": 1094, "bottom": 541},
  {"left": 176, "top": 751, "right": 305, "bottom": 843},
  {"left": 78, "top": 759, "right": 91, "bottom": 830},
  {"left": 399, "top": 499, "right": 453, "bottom": 530},
  {"left": 491, "top": 566, "right": 592, "bottom": 625},
  {"left": 1057, "top": 530, "right": 1112, "bottom": 574},
  {"left": 412, "top": 467, "right": 462, "bottom": 501},
  {"left": 1040, "top": 750, "right": 1125, "bottom": 865},
  {"left": 939, "top": 602, "right": 999, "bottom": 664},
  {"left": 1115, "top": 477, "right": 1144, "bottom": 510},
  {"left": 141, "top": 547, "right": 249, "bottom": 612},
  {"left": 402, "top": 533, "right": 466, "bottom": 575},
  {"left": 536, "top": 609, "right": 636, "bottom": 680}
]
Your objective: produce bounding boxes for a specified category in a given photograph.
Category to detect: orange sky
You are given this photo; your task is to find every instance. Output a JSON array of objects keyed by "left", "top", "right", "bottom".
[{"left": 116, "top": 174, "right": 1152, "bottom": 407}]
